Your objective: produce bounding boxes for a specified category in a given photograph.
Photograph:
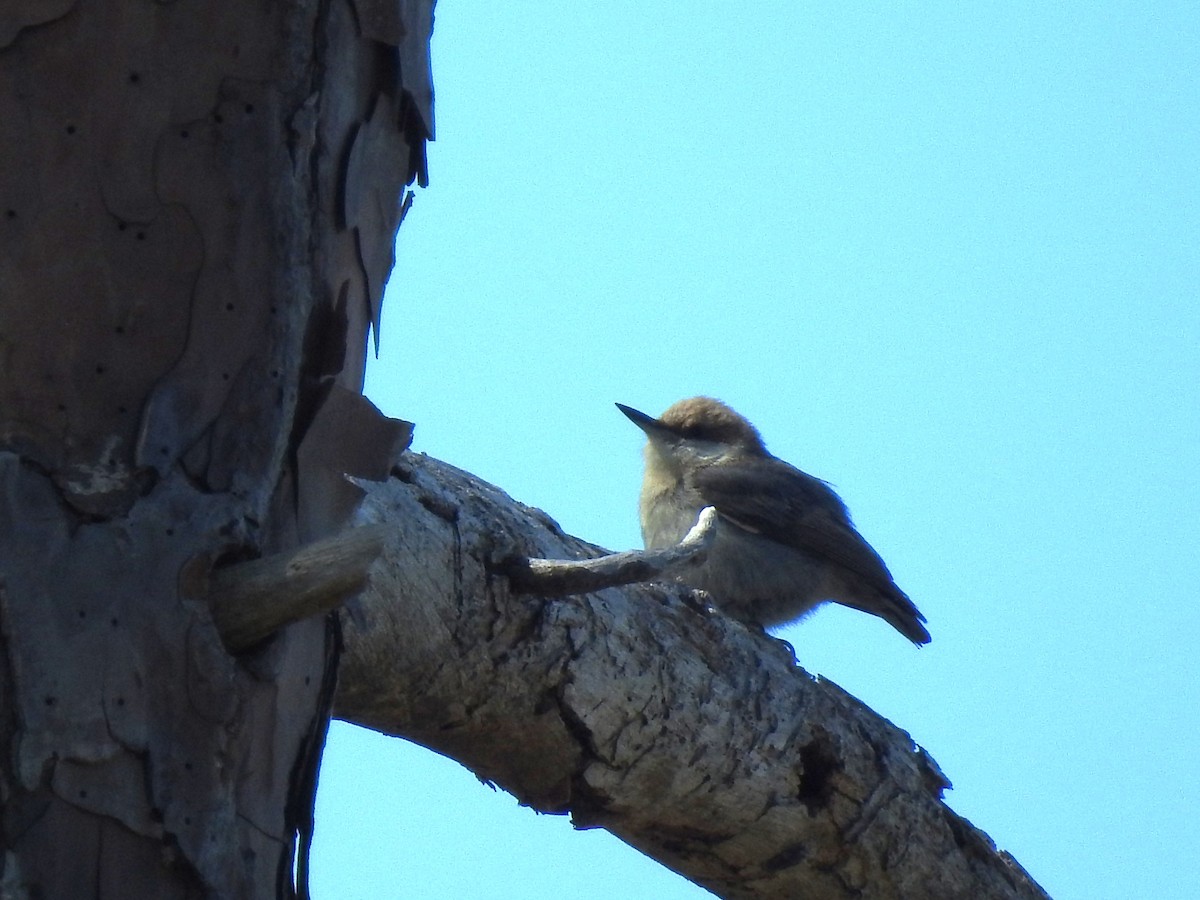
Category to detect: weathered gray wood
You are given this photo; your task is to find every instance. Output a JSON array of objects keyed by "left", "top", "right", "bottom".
[
  {"left": 337, "top": 452, "right": 1050, "bottom": 900},
  {"left": 505, "top": 506, "right": 718, "bottom": 596},
  {"left": 210, "top": 525, "right": 388, "bottom": 652}
]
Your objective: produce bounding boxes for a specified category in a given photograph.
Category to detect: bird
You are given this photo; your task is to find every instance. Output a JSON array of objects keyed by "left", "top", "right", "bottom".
[{"left": 617, "top": 397, "right": 930, "bottom": 645}]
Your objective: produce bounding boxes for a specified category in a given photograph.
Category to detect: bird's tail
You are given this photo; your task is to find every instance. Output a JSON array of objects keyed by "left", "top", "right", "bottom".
[{"left": 840, "top": 586, "right": 931, "bottom": 646}]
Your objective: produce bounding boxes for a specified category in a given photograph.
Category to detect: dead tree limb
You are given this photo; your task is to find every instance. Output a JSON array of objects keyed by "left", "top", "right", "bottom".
[
  {"left": 503, "top": 506, "right": 718, "bottom": 596},
  {"left": 335, "top": 452, "right": 1050, "bottom": 900},
  {"left": 209, "top": 525, "right": 388, "bottom": 652}
]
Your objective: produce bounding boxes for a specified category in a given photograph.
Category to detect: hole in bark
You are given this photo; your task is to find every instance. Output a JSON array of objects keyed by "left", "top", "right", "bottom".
[
  {"left": 117, "top": 221, "right": 127, "bottom": 231},
  {"left": 77, "top": 609, "right": 86, "bottom": 618},
  {"left": 57, "top": 403, "right": 66, "bottom": 412},
  {"left": 95, "top": 365, "right": 105, "bottom": 375},
  {"left": 180, "top": 129, "right": 190, "bottom": 139},
  {"left": 221, "top": 372, "right": 230, "bottom": 381},
  {"left": 244, "top": 103, "right": 254, "bottom": 114},
  {"left": 165, "top": 528, "right": 175, "bottom": 537},
  {"left": 5, "top": 209, "right": 15, "bottom": 219},
  {"left": 78, "top": 790, "right": 87, "bottom": 799},
  {"left": 213, "top": 112, "right": 224, "bottom": 124},
  {"left": 225, "top": 302, "right": 234, "bottom": 311},
  {"left": 115, "top": 697, "right": 125, "bottom": 707},
  {"left": 115, "top": 325, "right": 125, "bottom": 334},
  {"left": 110, "top": 617, "right": 120, "bottom": 628},
  {"left": 136, "top": 231, "right": 145, "bottom": 241},
  {"left": 117, "top": 405, "right": 127, "bottom": 414},
  {"left": 44, "top": 696, "right": 56, "bottom": 706},
  {"left": 304, "top": 675, "right": 311, "bottom": 686},
  {"left": 66, "top": 124, "right": 76, "bottom": 135},
  {"left": 797, "top": 738, "right": 841, "bottom": 815},
  {"left": 128, "top": 72, "right": 140, "bottom": 84},
  {"left": 183, "top": 761, "right": 193, "bottom": 772},
  {"left": 183, "top": 816, "right": 192, "bottom": 826}
]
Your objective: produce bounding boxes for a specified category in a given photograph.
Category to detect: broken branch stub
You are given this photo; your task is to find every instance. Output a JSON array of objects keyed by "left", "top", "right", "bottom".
[{"left": 208, "top": 524, "right": 387, "bottom": 652}]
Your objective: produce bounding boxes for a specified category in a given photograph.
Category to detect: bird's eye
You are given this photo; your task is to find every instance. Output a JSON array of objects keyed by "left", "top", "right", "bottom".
[
  {"left": 680, "top": 423, "right": 734, "bottom": 445},
  {"left": 678, "top": 421, "right": 724, "bottom": 441}
]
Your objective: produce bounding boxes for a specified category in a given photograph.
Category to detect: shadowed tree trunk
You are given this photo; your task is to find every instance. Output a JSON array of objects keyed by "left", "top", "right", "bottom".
[{"left": 0, "top": 2, "right": 432, "bottom": 896}]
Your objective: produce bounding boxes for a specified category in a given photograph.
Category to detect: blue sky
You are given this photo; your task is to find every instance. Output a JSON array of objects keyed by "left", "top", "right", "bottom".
[{"left": 312, "top": 4, "right": 1200, "bottom": 898}]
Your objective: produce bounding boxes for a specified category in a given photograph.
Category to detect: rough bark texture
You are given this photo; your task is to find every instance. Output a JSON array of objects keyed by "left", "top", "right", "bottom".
[
  {"left": 337, "top": 453, "right": 1050, "bottom": 900},
  {"left": 210, "top": 525, "right": 388, "bottom": 653},
  {"left": 0, "top": 2, "right": 432, "bottom": 897}
]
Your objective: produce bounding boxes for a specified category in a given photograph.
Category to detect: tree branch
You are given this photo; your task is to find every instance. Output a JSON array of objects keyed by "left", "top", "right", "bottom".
[
  {"left": 208, "top": 525, "right": 387, "bottom": 652},
  {"left": 335, "top": 452, "right": 1049, "bottom": 900},
  {"left": 503, "top": 506, "right": 718, "bottom": 596}
]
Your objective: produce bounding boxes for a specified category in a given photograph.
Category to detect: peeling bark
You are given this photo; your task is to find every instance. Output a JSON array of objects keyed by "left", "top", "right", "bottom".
[
  {"left": 0, "top": 2, "right": 433, "bottom": 897},
  {"left": 336, "top": 453, "right": 1050, "bottom": 900}
]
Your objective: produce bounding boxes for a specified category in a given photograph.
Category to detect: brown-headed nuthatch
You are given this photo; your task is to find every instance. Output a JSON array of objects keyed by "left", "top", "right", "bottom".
[{"left": 617, "top": 397, "right": 930, "bottom": 645}]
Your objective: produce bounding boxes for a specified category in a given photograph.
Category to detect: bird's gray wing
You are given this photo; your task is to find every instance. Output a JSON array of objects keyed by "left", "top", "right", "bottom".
[
  {"left": 692, "top": 456, "right": 930, "bottom": 645},
  {"left": 690, "top": 456, "right": 900, "bottom": 595}
]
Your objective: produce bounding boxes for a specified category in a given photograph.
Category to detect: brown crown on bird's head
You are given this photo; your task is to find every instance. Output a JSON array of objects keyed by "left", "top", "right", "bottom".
[{"left": 658, "top": 397, "right": 767, "bottom": 454}]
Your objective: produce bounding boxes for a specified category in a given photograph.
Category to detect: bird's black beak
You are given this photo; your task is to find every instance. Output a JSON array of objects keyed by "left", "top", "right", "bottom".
[{"left": 616, "top": 403, "right": 675, "bottom": 442}]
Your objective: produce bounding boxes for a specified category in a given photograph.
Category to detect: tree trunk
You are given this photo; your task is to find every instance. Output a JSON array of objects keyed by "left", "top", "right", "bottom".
[{"left": 0, "top": 2, "right": 432, "bottom": 897}]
